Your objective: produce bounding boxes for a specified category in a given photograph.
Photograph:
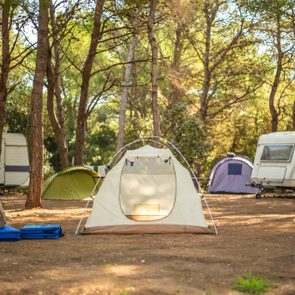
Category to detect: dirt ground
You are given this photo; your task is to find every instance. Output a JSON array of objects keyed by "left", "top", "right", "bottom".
[{"left": 0, "top": 193, "right": 294, "bottom": 295}]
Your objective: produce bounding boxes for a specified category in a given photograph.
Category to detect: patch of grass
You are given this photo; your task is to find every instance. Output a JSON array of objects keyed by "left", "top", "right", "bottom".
[
  {"left": 119, "top": 290, "right": 130, "bottom": 295},
  {"left": 232, "top": 273, "right": 272, "bottom": 294}
]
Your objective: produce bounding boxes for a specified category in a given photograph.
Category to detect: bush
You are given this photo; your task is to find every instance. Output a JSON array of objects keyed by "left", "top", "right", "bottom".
[{"left": 232, "top": 273, "right": 272, "bottom": 294}]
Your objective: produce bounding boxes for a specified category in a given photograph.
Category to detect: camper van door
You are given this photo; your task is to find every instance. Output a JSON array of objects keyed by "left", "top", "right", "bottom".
[
  {"left": 0, "top": 134, "right": 30, "bottom": 187},
  {"left": 257, "top": 144, "right": 292, "bottom": 183},
  {"left": 257, "top": 166, "right": 286, "bottom": 183}
]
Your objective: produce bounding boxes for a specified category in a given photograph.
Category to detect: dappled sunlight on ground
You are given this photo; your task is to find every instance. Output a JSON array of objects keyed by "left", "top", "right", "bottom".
[
  {"left": 2, "top": 195, "right": 92, "bottom": 226},
  {"left": 7, "top": 207, "right": 91, "bottom": 221},
  {"left": 206, "top": 194, "right": 295, "bottom": 233},
  {"left": 104, "top": 264, "right": 139, "bottom": 276},
  {"left": 0, "top": 193, "right": 295, "bottom": 294}
]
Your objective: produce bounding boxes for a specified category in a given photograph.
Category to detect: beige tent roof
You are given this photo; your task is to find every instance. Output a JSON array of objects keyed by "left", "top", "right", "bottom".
[{"left": 80, "top": 144, "right": 214, "bottom": 234}]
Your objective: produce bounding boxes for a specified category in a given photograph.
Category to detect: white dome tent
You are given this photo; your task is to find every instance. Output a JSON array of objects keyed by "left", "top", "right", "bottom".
[{"left": 76, "top": 137, "right": 217, "bottom": 235}]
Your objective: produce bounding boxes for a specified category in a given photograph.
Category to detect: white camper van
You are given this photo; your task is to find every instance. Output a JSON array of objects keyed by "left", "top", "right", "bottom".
[
  {"left": 251, "top": 131, "right": 295, "bottom": 192},
  {"left": 0, "top": 133, "right": 30, "bottom": 188}
]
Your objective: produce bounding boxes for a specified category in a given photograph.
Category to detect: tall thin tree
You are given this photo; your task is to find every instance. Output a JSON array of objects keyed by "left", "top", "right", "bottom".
[
  {"left": 268, "top": 14, "right": 283, "bottom": 132},
  {"left": 116, "top": 34, "right": 138, "bottom": 151},
  {"left": 0, "top": 1, "right": 11, "bottom": 155},
  {"left": 74, "top": 0, "right": 105, "bottom": 165},
  {"left": 0, "top": 1, "right": 34, "bottom": 154},
  {"left": 46, "top": 0, "right": 73, "bottom": 169},
  {"left": 26, "top": 0, "right": 49, "bottom": 209},
  {"left": 147, "top": 0, "right": 161, "bottom": 137}
]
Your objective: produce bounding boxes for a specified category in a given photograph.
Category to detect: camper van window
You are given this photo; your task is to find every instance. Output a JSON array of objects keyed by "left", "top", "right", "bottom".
[{"left": 261, "top": 145, "right": 294, "bottom": 162}]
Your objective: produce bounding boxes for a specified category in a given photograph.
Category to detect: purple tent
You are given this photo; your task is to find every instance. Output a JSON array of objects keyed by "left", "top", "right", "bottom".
[{"left": 208, "top": 155, "right": 259, "bottom": 194}]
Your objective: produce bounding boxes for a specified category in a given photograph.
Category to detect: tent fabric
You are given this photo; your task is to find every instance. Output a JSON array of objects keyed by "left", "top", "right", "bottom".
[
  {"left": 82, "top": 145, "right": 212, "bottom": 234},
  {"left": 82, "top": 224, "right": 212, "bottom": 234},
  {"left": 43, "top": 166, "right": 99, "bottom": 200},
  {"left": 208, "top": 156, "right": 259, "bottom": 194}
]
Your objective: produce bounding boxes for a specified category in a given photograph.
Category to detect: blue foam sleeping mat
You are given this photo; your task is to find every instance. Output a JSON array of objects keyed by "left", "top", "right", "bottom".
[
  {"left": 0, "top": 225, "right": 22, "bottom": 242},
  {"left": 20, "top": 224, "right": 63, "bottom": 239}
]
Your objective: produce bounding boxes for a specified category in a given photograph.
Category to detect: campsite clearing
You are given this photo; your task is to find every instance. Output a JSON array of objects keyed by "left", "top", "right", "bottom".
[{"left": 0, "top": 194, "right": 294, "bottom": 295}]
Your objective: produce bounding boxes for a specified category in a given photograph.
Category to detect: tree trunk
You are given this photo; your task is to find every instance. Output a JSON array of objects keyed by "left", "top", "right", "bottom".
[
  {"left": 46, "top": 0, "right": 69, "bottom": 169},
  {"left": 74, "top": 0, "right": 104, "bottom": 165},
  {"left": 0, "top": 1, "right": 10, "bottom": 155},
  {"left": 200, "top": 1, "right": 213, "bottom": 125},
  {"left": 46, "top": 48, "right": 69, "bottom": 169},
  {"left": 116, "top": 34, "right": 137, "bottom": 152},
  {"left": 269, "top": 15, "right": 283, "bottom": 132},
  {"left": 147, "top": 0, "right": 161, "bottom": 137},
  {"left": 162, "top": 23, "right": 184, "bottom": 137},
  {"left": 169, "top": 23, "right": 183, "bottom": 109},
  {"left": 292, "top": 100, "right": 295, "bottom": 131},
  {"left": 25, "top": 0, "right": 49, "bottom": 209}
]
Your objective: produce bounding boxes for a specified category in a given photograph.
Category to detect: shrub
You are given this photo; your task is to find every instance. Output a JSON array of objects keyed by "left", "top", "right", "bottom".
[{"left": 232, "top": 273, "right": 272, "bottom": 294}]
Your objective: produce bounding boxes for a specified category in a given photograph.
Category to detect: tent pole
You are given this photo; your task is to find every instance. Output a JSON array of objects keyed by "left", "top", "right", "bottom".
[
  {"left": 143, "top": 136, "right": 218, "bottom": 234},
  {"left": 107, "top": 138, "right": 145, "bottom": 168},
  {"left": 75, "top": 176, "right": 103, "bottom": 236},
  {"left": 202, "top": 195, "right": 218, "bottom": 235},
  {"left": 81, "top": 136, "right": 218, "bottom": 235},
  {"left": 137, "top": 136, "right": 203, "bottom": 191}
]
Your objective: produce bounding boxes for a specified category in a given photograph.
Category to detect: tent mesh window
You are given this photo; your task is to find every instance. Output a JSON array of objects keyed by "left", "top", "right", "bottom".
[
  {"left": 119, "top": 157, "right": 176, "bottom": 221},
  {"left": 228, "top": 163, "right": 242, "bottom": 175}
]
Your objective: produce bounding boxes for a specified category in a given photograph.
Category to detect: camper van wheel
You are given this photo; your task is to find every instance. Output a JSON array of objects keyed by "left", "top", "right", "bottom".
[{"left": 255, "top": 193, "right": 262, "bottom": 199}]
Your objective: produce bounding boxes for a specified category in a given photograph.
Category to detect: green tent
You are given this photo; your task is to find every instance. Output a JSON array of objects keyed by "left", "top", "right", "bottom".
[{"left": 43, "top": 166, "right": 99, "bottom": 200}]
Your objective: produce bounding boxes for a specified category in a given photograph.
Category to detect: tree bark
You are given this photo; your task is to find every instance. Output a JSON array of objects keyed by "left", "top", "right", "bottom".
[
  {"left": 74, "top": 0, "right": 104, "bottom": 165},
  {"left": 292, "top": 100, "right": 295, "bottom": 131},
  {"left": 169, "top": 23, "right": 183, "bottom": 109},
  {"left": 200, "top": 0, "right": 214, "bottom": 125},
  {"left": 190, "top": 0, "right": 247, "bottom": 127},
  {"left": 0, "top": 1, "right": 10, "bottom": 155},
  {"left": 46, "top": 0, "right": 69, "bottom": 169},
  {"left": 147, "top": 0, "right": 161, "bottom": 137},
  {"left": 162, "top": 23, "right": 184, "bottom": 137},
  {"left": 116, "top": 34, "right": 137, "bottom": 152},
  {"left": 269, "top": 15, "right": 283, "bottom": 132},
  {"left": 26, "top": 0, "right": 49, "bottom": 209},
  {"left": 46, "top": 48, "right": 69, "bottom": 169}
]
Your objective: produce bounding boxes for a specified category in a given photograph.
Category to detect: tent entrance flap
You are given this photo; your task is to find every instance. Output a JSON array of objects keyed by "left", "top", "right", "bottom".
[{"left": 120, "top": 157, "right": 176, "bottom": 221}]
